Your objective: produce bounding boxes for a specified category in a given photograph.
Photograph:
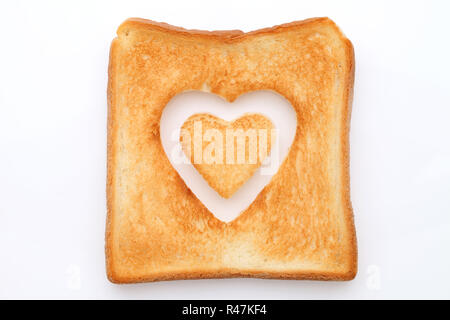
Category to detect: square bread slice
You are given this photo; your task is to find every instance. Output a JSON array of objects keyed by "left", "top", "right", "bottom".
[{"left": 106, "top": 17, "right": 357, "bottom": 283}]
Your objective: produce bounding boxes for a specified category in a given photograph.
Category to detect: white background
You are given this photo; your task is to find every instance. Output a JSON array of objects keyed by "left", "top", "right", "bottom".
[{"left": 1, "top": 0, "right": 449, "bottom": 299}]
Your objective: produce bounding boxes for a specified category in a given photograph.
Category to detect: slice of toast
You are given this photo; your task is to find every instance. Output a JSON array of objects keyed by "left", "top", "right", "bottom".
[
  {"left": 106, "top": 17, "right": 357, "bottom": 283},
  {"left": 180, "top": 113, "right": 274, "bottom": 198}
]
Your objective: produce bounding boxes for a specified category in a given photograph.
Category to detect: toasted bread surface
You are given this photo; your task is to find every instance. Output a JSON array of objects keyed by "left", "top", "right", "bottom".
[
  {"left": 106, "top": 17, "right": 357, "bottom": 283},
  {"left": 180, "top": 113, "right": 274, "bottom": 198}
]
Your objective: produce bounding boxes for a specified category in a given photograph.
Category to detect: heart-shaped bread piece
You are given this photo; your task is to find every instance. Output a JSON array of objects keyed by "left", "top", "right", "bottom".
[{"left": 180, "top": 113, "right": 274, "bottom": 198}]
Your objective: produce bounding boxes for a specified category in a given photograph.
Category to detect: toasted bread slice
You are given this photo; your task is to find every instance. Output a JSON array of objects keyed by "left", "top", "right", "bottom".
[
  {"left": 180, "top": 113, "right": 274, "bottom": 198},
  {"left": 106, "top": 17, "right": 357, "bottom": 283}
]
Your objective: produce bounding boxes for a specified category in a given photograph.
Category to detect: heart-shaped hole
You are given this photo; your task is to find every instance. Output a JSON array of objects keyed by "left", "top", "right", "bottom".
[{"left": 160, "top": 91, "right": 297, "bottom": 222}]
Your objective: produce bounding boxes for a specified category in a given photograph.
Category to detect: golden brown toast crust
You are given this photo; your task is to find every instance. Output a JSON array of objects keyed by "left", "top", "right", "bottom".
[{"left": 106, "top": 17, "right": 357, "bottom": 283}]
